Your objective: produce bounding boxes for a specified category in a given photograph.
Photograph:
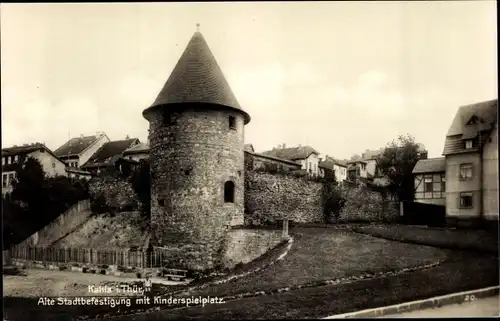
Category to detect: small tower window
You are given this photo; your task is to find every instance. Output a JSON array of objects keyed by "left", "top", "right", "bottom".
[
  {"left": 158, "top": 198, "right": 165, "bottom": 206},
  {"left": 224, "top": 181, "right": 235, "bottom": 203},
  {"left": 163, "top": 111, "right": 172, "bottom": 125},
  {"left": 229, "top": 116, "right": 236, "bottom": 130}
]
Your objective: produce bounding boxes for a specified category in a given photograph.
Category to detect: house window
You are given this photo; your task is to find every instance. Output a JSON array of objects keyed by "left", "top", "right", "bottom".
[
  {"left": 459, "top": 164, "right": 473, "bottom": 180},
  {"left": 2, "top": 157, "right": 5, "bottom": 165},
  {"left": 459, "top": 192, "right": 473, "bottom": 208},
  {"left": 229, "top": 116, "right": 236, "bottom": 130},
  {"left": 441, "top": 174, "right": 446, "bottom": 192},
  {"left": 424, "top": 177, "right": 433, "bottom": 192},
  {"left": 224, "top": 181, "right": 235, "bottom": 203},
  {"left": 6, "top": 157, "right": 10, "bottom": 165},
  {"left": 14, "top": 155, "right": 18, "bottom": 162},
  {"left": 465, "top": 140, "right": 473, "bottom": 149},
  {"left": 2, "top": 174, "right": 6, "bottom": 188}
]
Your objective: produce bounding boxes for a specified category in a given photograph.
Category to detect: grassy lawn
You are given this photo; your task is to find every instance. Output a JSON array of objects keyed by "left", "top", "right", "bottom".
[
  {"left": 3, "top": 227, "right": 451, "bottom": 321},
  {"left": 352, "top": 224, "right": 499, "bottom": 254},
  {"left": 187, "top": 227, "right": 449, "bottom": 298},
  {"left": 102, "top": 252, "right": 499, "bottom": 320}
]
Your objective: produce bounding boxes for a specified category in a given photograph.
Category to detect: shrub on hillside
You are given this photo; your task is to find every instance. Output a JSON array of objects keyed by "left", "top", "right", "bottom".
[
  {"left": 91, "top": 194, "right": 109, "bottom": 214},
  {"left": 130, "top": 160, "right": 151, "bottom": 219},
  {"left": 4, "top": 158, "right": 90, "bottom": 248}
]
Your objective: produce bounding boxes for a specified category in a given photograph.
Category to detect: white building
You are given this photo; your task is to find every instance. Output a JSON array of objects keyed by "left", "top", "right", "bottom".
[
  {"left": 54, "top": 132, "right": 110, "bottom": 168},
  {"left": 261, "top": 144, "right": 321, "bottom": 177},
  {"left": 2, "top": 143, "right": 67, "bottom": 195}
]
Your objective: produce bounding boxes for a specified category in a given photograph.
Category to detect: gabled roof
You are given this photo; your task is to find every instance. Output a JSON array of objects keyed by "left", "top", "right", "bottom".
[
  {"left": 244, "top": 144, "right": 255, "bottom": 152},
  {"left": 143, "top": 28, "right": 250, "bottom": 124},
  {"left": 245, "top": 150, "right": 302, "bottom": 167},
  {"left": 361, "top": 148, "right": 384, "bottom": 161},
  {"left": 81, "top": 139, "right": 139, "bottom": 169},
  {"left": 261, "top": 146, "right": 319, "bottom": 161},
  {"left": 54, "top": 134, "right": 103, "bottom": 157},
  {"left": 123, "top": 142, "right": 150, "bottom": 155},
  {"left": 443, "top": 99, "right": 497, "bottom": 155},
  {"left": 412, "top": 157, "right": 445, "bottom": 174},
  {"left": 319, "top": 157, "right": 347, "bottom": 170},
  {"left": 2, "top": 143, "right": 66, "bottom": 172}
]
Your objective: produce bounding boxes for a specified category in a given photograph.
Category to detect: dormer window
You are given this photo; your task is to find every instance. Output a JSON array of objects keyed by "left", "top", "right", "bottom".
[
  {"left": 465, "top": 140, "right": 474, "bottom": 149},
  {"left": 229, "top": 116, "right": 236, "bottom": 130},
  {"left": 466, "top": 115, "right": 481, "bottom": 126}
]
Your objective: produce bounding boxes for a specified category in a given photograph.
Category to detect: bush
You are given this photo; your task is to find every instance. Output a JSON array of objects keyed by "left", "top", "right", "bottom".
[
  {"left": 136, "top": 272, "right": 142, "bottom": 278},
  {"left": 91, "top": 194, "right": 109, "bottom": 214},
  {"left": 323, "top": 185, "right": 346, "bottom": 223}
]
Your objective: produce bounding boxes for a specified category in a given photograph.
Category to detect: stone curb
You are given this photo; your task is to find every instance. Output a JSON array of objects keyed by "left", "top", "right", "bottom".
[{"left": 322, "top": 285, "right": 500, "bottom": 319}]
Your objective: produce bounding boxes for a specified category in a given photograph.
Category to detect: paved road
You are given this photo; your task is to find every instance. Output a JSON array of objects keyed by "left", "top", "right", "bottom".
[{"left": 384, "top": 295, "right": 499, "bottom": 318}]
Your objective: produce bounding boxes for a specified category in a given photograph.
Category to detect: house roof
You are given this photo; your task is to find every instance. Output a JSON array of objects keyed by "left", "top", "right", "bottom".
[
  {"left": 143, "top": 28, "right": 250, "bottom": 124},
  {"left": 81, "top": 139, "right": 139, "bottom": 169},
  {"left": 245, "top": 151, "right": 302, "bottom": 167},
  {"left": 261, "top": 146, "right": 319, "bottom": 161},
  {"left": 319, "top": 157, "right": 347, "bottom": 170},
  {"left": 123, "top": 142, "right": 150, "bottom": 155},
  {"left": 361, "top": 148, "right": 384, "bottom": 160},
  {"left": 2, "top": 143, "right": 65, "bottom": 172},
  {"left": 412, "top": 157, "right": 445, "bottom": 174},
  {"left": 244, "top": 144, "right": 254, "bottom": 152},
  {"left": 54, "top": 134, "right": 103, "bottom": 157},
  {"left": 65, "top": 168, "right": 92, "bottom": 175},
  {"left": 443, "top": 99, "right": 497, "bottom": 155}
]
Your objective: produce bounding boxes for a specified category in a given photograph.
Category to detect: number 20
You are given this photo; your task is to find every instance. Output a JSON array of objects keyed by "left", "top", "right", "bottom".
[{"left": 465, "top": 295, "right": 476, "bottom": 301}]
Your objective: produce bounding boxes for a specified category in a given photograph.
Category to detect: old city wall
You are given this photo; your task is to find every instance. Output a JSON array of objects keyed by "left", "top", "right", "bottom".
[
  {"left": 244, "top": 171, "right": 324, "bottom": 225},
  {"left": 337, "top": 186, "right": 400, "bottom": 223},
  {"left": 89, "top": 175, "right": 141, "bottom": 211}
]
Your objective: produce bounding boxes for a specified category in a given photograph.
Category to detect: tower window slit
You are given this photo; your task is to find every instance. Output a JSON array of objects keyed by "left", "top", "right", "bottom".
[{"left": 224, "top": 181, "right": 235, "bottom": 203}]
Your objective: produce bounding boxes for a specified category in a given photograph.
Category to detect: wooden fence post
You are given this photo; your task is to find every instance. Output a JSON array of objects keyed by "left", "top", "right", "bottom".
[{"left": 400, "top": 201, "right": 404, "bottom": 217}]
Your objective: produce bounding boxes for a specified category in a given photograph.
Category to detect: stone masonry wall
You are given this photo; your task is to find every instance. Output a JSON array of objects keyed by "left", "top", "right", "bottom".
[
  {"left": 245, "top": 171, "right": 324, "bottom": 225},
  {"left": 337, "top": 186, "right": 400, "bottom": 223},
  {"left": 89, "top": 176, "right": 140, "bottom": 211},
  {"left": 222, "top": 228, "right": 285, "bottom": 269},
  {"left": 148, "top": 106, "right": 246, "bottom": 271}
]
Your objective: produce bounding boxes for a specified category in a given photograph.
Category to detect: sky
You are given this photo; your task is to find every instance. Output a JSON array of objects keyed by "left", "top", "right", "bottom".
[{"left": 1, "top": 2, "right": 497, "bottom": 159}]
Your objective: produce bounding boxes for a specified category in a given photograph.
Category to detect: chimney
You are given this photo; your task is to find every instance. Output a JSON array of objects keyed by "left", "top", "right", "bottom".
[
  {"left": 298, "top": 144, "right": 301, "bottom": 147},
  {"left": 80, "top": 134, "right": 84, "bottom": 138},
  {"left": 282, "top": 143, "right": 286, "bottom": 149},
  {"left": 125, "top": 134, "right": 130, "bottom": 139}
]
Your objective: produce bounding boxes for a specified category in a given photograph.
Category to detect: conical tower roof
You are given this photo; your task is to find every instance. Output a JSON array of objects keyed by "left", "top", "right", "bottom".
[{"left": 143, "top": 26, "right": 250, "bottom": 124}]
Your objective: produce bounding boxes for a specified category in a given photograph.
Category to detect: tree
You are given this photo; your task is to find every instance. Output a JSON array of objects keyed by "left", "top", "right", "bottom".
[
  {"left": 10, "top": 157, "right": 47, "bottom": 212},
  {"left": 130, "top": 159, "right": 151, "bottom": 219},
  {"left": 376, "top": 134, "right": 426, "bottom": 202}
]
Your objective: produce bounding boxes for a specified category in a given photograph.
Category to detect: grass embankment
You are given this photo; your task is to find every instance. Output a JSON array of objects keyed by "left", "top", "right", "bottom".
[{"left": 352, "top": 224, "right": 499, "bottom": 255}]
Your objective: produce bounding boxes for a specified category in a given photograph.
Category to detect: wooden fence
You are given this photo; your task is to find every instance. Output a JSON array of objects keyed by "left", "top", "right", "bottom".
[{"left": 8, "top": 246, "right": 170, "bottom": 268}]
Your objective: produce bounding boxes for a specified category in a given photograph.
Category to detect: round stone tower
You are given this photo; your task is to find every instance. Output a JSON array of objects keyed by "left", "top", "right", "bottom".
[{"left": 143, "top": 25, "right": 251, "bottom": 271}]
